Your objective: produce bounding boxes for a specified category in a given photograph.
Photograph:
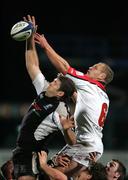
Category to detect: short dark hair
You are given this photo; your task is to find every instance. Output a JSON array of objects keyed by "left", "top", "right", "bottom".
[
  {"left": 112, "top": 159, "right": 126, "bottom": 180},
  {"left": 57, "top": 73, "right": 76, "bottom": 102},
  {"left": 89, "top": 162, "right": 107, "bottom": 180}
]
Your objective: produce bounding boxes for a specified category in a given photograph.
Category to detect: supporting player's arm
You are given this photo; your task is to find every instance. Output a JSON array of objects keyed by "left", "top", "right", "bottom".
[
  {"left": 38, "top": 151, "right": 67, "bottom": 180},
  {"left": 35, "top": 33, "right": 70, "bottom": 75},
  {"left": 60, "top": 116, "right": 76, "bottom": 145}
]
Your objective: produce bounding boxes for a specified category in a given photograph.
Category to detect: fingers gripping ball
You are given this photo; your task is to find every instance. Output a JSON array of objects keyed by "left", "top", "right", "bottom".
[{"left": 10, "top": 21, "right": 34, "bottom": 41}]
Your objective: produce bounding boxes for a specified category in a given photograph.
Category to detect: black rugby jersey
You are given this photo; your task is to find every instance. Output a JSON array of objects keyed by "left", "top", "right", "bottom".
[{"left": 17, "top": 91, "right": 59, "bottom": 151}]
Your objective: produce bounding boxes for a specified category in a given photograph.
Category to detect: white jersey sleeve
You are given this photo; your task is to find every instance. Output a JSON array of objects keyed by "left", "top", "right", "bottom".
[
  {"left": 32, "top": 72, "right": 49, "bottom": 95},
  {"left": 34, "top": 112, "right": 64, "bottom": 141}
]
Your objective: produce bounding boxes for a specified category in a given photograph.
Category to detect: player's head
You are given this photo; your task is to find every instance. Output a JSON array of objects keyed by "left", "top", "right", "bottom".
[
  {"left": 86, "top": 62, "right": 114, "bottom": 85},
  {"left": 106, "top": 159, "right": 126, "bottom": 180},
  {"left": 89, "top": 162, "right": 107, "bottom": 180},
  {"left": 75, "top": 162, "right": 107, "bottom": 180},
  {"left": 75, "top": 169, "right": 92, "bottom": 180},
  {"left": 46, "top": 73, "right": 76, "bottom": 101}
]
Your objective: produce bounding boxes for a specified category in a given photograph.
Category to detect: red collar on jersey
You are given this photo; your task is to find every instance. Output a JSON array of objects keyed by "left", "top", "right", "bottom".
[
  {"left": 83, "top": 74, "right": 106, "bottom": 91},
  {"left": 67, "top": 67, "right": 106, "bottom": 91}
]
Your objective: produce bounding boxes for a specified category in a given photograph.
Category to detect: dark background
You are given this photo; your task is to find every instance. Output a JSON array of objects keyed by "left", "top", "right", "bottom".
[{"left": 1, "top": 2, "right": 128, "bottom": 150}]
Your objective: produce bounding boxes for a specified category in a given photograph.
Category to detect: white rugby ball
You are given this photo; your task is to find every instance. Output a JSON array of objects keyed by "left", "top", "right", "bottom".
[{"left": 10, "top": 21, "right": 34, "bottom": 41}]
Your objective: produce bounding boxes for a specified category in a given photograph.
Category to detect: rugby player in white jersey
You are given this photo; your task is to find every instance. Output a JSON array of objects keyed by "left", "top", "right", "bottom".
[{"left": 34, "top": 28, "right": 114, "bottom": 176}]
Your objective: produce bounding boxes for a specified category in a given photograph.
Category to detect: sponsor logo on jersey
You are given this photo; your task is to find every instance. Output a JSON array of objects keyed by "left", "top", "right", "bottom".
[{"left": 43, "top": 104, "right": 53, "bottom": 110}]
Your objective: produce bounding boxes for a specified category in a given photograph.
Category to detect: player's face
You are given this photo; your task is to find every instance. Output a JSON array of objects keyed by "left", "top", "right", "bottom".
[
  {"left": 75, "top": 170, "right": 92, "bottom": 180},
  {"left": 46, "top": 78, "right": 64, "bottom": 97},
  {"left": 86, "top": 63, "right": 106, "bottom": 81},
  {"left": 106, "top": 160, "right": 120, "bottom": 179}
]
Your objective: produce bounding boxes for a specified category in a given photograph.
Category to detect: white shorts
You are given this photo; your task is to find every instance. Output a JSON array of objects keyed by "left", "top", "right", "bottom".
[{"left": 57, "top": 144, "right": 102, "bottom": 167}]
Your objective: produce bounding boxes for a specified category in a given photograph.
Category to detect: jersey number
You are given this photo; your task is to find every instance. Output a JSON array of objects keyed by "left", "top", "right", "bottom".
[{"left": 98, "top": 103, "right": 108, "bottom": 127}]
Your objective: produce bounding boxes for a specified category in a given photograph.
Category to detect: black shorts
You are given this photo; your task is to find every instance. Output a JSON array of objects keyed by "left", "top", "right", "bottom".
[{"left": 12, "top": 147, "right": 36, "bottom": 179}]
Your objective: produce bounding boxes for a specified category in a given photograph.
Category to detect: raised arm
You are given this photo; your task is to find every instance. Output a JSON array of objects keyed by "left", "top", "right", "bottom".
[
  {"left": 23, "top": 15, "right": 41, "bottom": 81},
  {"left": 38, "top": 151, "right": 68, "bottom": 180},
  {"left": 34, "top": 33, "right": 70, "bottom": 75}
]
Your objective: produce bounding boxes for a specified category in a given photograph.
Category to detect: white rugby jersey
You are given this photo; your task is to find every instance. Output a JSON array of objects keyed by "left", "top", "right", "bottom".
[
  {"left": 32, "top": 72, "right": 49, "bottom": 95},
  {"left": 32, "top": 73, "right": 67, "bottom": 140},
  {"left": 65, "top": 67, "right": 109, "bottom": 154}
]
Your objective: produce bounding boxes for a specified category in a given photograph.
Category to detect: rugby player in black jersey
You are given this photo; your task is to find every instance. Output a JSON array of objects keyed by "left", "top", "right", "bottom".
[{"left": 11, "top": 15, "right": 76, "bottom": 180}]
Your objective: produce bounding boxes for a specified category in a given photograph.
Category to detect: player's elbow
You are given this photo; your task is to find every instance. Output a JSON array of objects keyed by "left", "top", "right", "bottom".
[{"left": 60, "top": 64, "right": 70, "bottom": 75}]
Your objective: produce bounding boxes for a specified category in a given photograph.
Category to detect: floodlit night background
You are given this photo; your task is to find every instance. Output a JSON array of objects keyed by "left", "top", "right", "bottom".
[{"left": 1, "top": 1, "right": 128, "bottom": 173}]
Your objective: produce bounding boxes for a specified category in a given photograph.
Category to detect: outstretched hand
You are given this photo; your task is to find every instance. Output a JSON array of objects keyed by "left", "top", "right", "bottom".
[
  {"left": 23, "top": 15, "right": 37, "bottom": 33},
  {"left": 34, "top": 33, "right": 48, "bottom": 48}
]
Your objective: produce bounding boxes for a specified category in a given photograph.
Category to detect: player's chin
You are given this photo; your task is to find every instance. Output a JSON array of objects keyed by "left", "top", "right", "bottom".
[{"left": 86, "top": 71, "right": 89, "bottom": 76}]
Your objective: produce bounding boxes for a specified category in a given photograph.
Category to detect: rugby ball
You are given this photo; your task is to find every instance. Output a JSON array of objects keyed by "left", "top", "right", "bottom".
[{"left": 10, "top": 21, "right": 34, "bottom": 41}]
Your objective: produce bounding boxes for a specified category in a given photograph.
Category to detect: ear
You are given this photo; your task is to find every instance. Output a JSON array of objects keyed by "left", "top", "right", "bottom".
[
  {"left": 87, "top": 174, "right": 92, "bottom": 180},
  {"left": 100, "top": 72, "right": 106, "bottom": 80},
  {"left": 114, "top": 172, "right": 120, "bottom": 179},
  {"left": 57, "top": 91, "right": 64, "bottom": 98}
]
